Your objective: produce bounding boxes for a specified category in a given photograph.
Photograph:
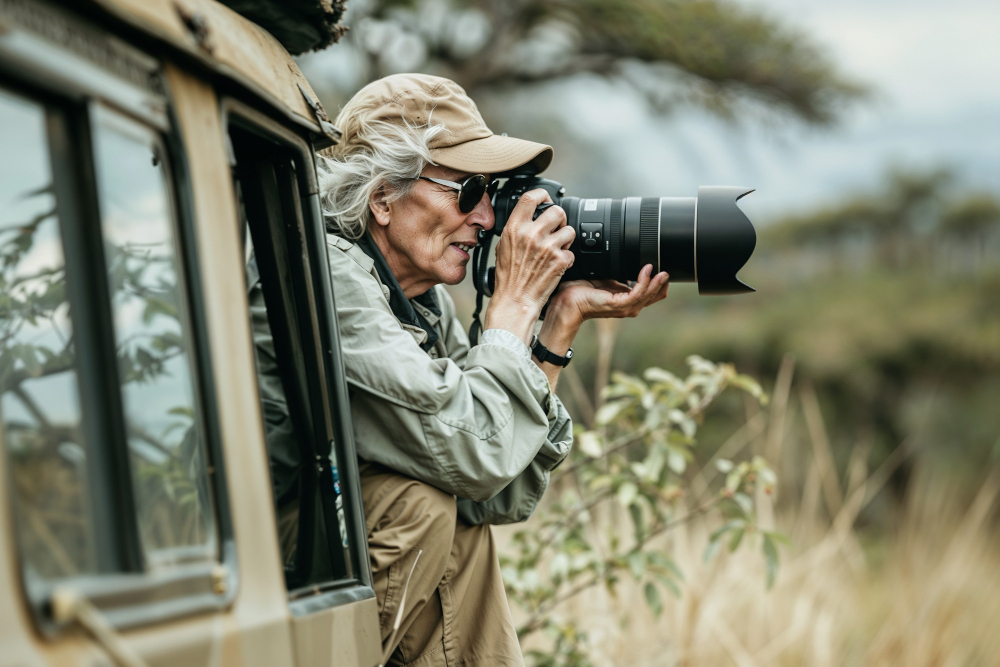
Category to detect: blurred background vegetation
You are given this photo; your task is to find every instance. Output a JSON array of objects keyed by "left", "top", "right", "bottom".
[{"left": 298, "top": 0, "right": 1000, "bottom": 663}]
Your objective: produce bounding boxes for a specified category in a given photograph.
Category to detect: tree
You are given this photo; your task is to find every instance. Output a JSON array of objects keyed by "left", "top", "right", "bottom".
[{"left": 315, "top": 0, "right": 866, "bottom": 125}]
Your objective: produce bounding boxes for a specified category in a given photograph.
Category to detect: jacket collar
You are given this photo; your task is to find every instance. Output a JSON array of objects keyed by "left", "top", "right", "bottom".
[{"left": 356, "top": 233, "right": 441, "bottom": 352}]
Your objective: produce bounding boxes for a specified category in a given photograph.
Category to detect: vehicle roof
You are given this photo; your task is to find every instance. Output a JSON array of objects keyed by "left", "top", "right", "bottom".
[{"left": 87, "top": 0, "right": 338, "bottom": 142}]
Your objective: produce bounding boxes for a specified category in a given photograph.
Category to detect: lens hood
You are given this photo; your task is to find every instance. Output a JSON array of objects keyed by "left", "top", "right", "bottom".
[{"left": 695, "top": 186, "right": 756, "bottom": 295}]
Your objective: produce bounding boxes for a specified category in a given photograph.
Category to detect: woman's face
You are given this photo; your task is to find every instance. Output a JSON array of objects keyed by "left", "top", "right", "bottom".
[{"left": 371, "top": 164, "right": 495, "bottom": 297}]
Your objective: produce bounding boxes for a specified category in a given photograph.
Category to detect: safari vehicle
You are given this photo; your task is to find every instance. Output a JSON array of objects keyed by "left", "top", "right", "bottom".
[{"left": 0, "top": 0, "right": 383, "bottom": 665}]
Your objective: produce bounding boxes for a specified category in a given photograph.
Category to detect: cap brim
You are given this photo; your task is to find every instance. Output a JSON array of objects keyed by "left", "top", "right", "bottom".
[{"left": 430, "top": 134, "right": 553, "bottom": 176}]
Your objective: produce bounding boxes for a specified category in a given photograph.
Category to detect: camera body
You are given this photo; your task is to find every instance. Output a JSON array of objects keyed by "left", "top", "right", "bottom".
[{"left": 467, "top": 169, "right": 758, "bottom": 341}]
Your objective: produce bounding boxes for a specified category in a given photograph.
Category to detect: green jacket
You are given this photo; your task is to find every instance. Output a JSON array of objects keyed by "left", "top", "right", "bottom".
[{"left": 250, "top": 233, "right": 573, "bottom": 525}]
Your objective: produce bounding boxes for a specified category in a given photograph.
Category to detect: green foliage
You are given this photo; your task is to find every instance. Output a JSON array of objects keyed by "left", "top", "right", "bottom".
[
  {"left": 328, "top": 0, "right": 865, "bottom": 125},
  {"left": 762, "top": 168, "right": 1000, "bottom": 257},
  {"left": 525, "top": 622, "right": 595, "bottom": 667},
  {"left": 503, "top": 356, "right": 779, "bottom": 663},
  {"left": 587, "top": 168, "right": 1000, "bottom": 506}
]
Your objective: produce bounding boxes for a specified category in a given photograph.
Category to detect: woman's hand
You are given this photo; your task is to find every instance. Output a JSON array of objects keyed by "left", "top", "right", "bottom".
[
  {"left": 484, "top": 189, "right": 575, "bottom": 344},
  {"left": 531, "top": 265, "right": 668, "bottom": 391},
  {"left": 548, "top": 264, "right": 670, "bottom": 327}
]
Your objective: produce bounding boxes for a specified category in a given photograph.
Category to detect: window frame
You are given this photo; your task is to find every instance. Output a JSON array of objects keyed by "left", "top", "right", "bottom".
[
  {"left": 0, "top": 0, "right": 237, "bottom": 634},
  {"left": 222, "top": 97, "right": 374, "bottom": 612}
]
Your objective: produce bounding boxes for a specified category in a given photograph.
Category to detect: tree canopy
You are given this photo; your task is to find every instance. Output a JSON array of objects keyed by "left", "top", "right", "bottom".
[{"left": 342, "top": 0, "right": 867, "bottom": 124}]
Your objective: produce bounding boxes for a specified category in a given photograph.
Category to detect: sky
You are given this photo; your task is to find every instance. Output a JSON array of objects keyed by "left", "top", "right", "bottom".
[
  {"left": 568, "top": 0, "right": 1000, "bottom": 222},
  {"left": 299, "top": 0, "right": 1000, "bottom": 224}
]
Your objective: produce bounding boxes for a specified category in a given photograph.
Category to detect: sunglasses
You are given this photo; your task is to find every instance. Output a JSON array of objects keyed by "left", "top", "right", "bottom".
[{"left": 417, "top": 174, "right": 500, "bottom": 214}]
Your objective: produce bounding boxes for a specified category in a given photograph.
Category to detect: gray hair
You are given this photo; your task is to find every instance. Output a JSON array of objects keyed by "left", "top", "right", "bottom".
[{"left": 317, "top": 112, "right": 446, "bottom": 240}]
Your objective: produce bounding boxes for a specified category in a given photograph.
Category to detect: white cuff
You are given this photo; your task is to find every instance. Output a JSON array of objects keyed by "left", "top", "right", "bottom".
[{"left": 481, "top": 328, "right": 531, "bottom": 361}]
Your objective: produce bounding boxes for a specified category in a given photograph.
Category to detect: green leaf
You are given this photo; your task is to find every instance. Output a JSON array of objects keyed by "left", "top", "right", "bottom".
[
  {"left": 141, "top": 295, "right": 178, "bottom": 323},
  {"left": 667, "top": 447, "right": 687, "bottom": 475},
  {"left": 764, "top": 530, "right": 792, "bottom": 546},
  {"left": 595, "top": 399, "right": 632, "bottom": 426},
  {"left": 642, "top": 404, "right": 662, "bottom": 429},
  {"left": 648, "top": 552, "right": 684, "bottom": 581},
  {"left": 703, "top": 538, "right": 722, "bottom": 564},
  {"left": 727, "top": 527, "right": 745, "bottom": 552},
  {"left": 758, "top": 466, "right": 778, "bottom": 486},
  {"left": 642, "top": 441, "right": 666, "bottom": 482},
  {"left": 16, "top": 344, "right": 42, "bottom": 376},
  {"left": 627, "top": 551, "right": 646, "bottom": 581},
  {"left": 602, "top": 383, "right": 639, "bottom": 400},
  {"left": 657, "top": 573, "right": 682, "bottom": 598},
  {"left": 709, "top": 519, "right": 745, "bottom": 543},
  {"left": 629, "top": 502, "right": 645, "bottom": 542},
  {"left": 731, "top": 373, "right": 769, "bottom": 405},
  {"left": 643, "top": 581, "right": 663, "bottom": 617},
  {"left": 611, "top": 371, "right": 648, "bottom": 396},
  {"left": 617, "top": 482, "right": 638, "bottom": 508},
  {"left": 763, "top": 534, "right": 779, "bottom": 588},
  {"left": 725, "top": 469, "right": 742, "bottom": 493},
  {"left": 578, "top": 431, "right": 603, "bottom": 458},
  {"left": 643, "top": 367, "right": 681, "bottom": 387},
  {"left": 732, "top": 492, "right": 754, "bottom": 517},
  {"left": 687, "top": 355, "right": 716, "bottom": 374}
]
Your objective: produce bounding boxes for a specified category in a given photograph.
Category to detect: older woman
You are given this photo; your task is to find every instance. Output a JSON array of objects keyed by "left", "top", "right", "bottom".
[{"left": 317, "top": 74, "right": 668, "bottom": 666}]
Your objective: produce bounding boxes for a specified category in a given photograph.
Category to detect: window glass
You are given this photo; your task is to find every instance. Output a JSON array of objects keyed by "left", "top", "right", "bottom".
[
  {"left": 0, "top": 88, "right": 96, "bottom": 579},
  {"left": 91, "top": 108, "right": 215, "bottom": 567}
]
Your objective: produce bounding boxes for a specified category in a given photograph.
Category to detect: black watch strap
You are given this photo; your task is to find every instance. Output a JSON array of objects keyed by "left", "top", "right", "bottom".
[{"left": 530, "top": 334, "right": 573, "bottom": 367}]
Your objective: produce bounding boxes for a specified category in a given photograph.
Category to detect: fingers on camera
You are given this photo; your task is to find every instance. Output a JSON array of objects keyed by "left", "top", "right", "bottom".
[
  {"left": 552, "top": 225, "right": 576, "bottom": 249},
  {"left": 518, "top": 188, "right": 552, "bottom": 207},
  {"left": 559, "top": 249, "right": 575, "bottom": 268},
  {"left": 514, "top": 189, "right": 552, "bottom": 220}
]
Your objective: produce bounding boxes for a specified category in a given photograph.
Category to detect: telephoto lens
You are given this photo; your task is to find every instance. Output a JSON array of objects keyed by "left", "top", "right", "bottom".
[{"left": 490, "top": 175, "right": 757, "bottom": 295}]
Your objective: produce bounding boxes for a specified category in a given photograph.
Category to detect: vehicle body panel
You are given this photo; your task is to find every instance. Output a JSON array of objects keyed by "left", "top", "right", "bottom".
[
  {"left": 0, "top": 1, "right": 380, "bottom": 665},
  {"left": 90, "top": 0, "right": 328, "bottom": 137}
]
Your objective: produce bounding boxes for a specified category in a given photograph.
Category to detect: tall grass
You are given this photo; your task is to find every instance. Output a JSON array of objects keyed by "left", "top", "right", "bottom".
[{"left": 502, "top": 357, "right": 1000, "bottom": 666}]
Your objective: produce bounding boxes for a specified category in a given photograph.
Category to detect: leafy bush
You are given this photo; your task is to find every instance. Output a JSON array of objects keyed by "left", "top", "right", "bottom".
[{"left": 504, "top": 356, "right": 780, "bottom": 665}]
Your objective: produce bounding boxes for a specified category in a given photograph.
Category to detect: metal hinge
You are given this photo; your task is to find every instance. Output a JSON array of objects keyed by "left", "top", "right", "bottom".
[{"left": 298, "top": 83, "right": 342, "bottom": 144}]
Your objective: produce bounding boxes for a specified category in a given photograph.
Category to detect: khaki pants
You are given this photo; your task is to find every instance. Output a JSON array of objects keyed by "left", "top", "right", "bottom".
[{"left": 360, "top": 462, "right": 524, "bottom": 667}]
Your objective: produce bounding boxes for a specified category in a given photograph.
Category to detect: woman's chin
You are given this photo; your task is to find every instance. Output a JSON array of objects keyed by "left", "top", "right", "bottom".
[{"left": 438, "top": 264, "right": 468, "bottom": 286}]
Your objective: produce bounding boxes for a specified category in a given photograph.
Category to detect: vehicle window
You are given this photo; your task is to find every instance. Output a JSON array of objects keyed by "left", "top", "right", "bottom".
[
  {"left": 0, "top": 88, "right": 97, "bottom": 580},
  {"left": 90, "top": 107, "right": 216, "bottom": 567},
  {"left": 229, "top": 120, "right": 354, "bottom": 593}
]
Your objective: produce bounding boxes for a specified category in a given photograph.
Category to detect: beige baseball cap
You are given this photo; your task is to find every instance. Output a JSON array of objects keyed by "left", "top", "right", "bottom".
[{"left": 333, "top": 73, "right": 553, "bottom": 175}]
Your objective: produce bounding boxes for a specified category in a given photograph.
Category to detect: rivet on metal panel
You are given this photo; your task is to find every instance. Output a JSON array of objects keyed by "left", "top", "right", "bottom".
[
  {"left": 175, "top": 4, "right": 214, "bottom": 54},
  {"left": 211, "top": 565, "right": 229, "bottom": 595},
  {"left": 298, "top": 83, "right": 342, "bottom": 144}
]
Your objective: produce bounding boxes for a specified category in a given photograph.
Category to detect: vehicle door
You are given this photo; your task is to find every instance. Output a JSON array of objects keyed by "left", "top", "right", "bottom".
[{"left": 0, "top": 1, "right": 378, "bottom": 665}]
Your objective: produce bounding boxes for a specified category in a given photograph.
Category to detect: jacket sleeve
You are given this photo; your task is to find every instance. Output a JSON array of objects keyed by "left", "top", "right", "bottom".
[
  {"left": 434, "top": 289, "right": 574, "bottom": 525},
  {"left": 330, "top": 242, "right": 572, "bottom": 504},
  {"left": 455, "top": 398, "right": 573, "bottom": 525}
]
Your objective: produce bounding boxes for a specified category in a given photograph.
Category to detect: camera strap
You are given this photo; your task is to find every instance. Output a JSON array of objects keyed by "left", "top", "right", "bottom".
[{"left": 468, "top": 229, "right": 494, "bottom": 345}]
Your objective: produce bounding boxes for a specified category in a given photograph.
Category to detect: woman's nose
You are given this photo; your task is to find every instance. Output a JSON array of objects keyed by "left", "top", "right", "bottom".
[{"left": 469, "top": 193, "right": 495, "bottom": 231}]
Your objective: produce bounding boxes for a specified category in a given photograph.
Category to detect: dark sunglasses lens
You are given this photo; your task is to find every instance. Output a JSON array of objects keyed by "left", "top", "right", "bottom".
[
  {"left": 458, "top": 174, "right": 487, "bottom": 213},
  {"left": 487, "top": 179, "right": 500, "bottom": 200}
]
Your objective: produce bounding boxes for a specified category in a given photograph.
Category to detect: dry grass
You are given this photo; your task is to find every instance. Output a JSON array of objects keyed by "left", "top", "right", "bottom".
[
  {"left": 558, "top": 467, "right": 1000, "bottom": 667},
  {"left": 505, "top": 356, "right": 1000, "bottom": 666}
]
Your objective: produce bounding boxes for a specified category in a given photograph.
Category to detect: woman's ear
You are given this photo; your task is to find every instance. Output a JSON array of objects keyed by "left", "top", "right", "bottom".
[{"left": 370, "top": 186, "right": 391, "bottom": 228}]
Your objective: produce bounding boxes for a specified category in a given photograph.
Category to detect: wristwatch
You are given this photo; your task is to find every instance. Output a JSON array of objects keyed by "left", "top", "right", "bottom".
[{"left": 530, "top": 334, "right": 574, "bottom": 367}]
